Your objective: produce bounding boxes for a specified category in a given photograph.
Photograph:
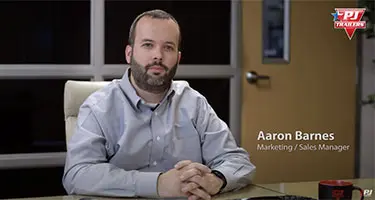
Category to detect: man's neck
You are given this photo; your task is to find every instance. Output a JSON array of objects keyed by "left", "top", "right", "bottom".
[{"left": 129, "top": 74, "right": 168, "bottom": 104}]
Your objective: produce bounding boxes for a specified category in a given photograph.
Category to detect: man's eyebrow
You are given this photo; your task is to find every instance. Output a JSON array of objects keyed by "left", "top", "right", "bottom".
[
  {"left": 141, "top": 39, "right": 154, "bottom": 43},
  {"left": 140, "top": 39, "right": 176, "bottom": 47},
  {"left": 165, "top": 41, "right": 176, "bottom": 47}
]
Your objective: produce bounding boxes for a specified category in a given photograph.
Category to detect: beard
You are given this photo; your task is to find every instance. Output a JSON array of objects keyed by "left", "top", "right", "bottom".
[{"left": 129, "top": 55, "right": 178, "bottom": 94}]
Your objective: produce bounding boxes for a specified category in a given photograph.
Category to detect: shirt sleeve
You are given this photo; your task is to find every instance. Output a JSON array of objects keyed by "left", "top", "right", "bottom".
[
  {"left": 62, "top": 103, "right": 161, "bottom": 197},
  {"left": 196, "top": 96, "right": 256, "bottom": 193}
]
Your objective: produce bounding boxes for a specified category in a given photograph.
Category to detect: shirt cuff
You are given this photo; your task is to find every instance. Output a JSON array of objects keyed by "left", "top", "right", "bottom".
[{"left": 135, "top": 172, "right": 161, "bottom": 197}]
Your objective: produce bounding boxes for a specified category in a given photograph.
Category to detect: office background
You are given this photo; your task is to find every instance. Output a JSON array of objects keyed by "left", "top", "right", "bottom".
[{"left": 0, "top": 0, "right": 374, "bottom": 199}]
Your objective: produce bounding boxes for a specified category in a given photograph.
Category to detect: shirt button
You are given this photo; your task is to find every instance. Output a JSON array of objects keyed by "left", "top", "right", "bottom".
[
  {"left": 153, "top": 161, "right": 157, "bottom": 166},
  {"left": 155, "top": 112, "right": 158, "bottom": 116},
  {"left": 156, "top": 136, "right": 160, "bottom": 141}
]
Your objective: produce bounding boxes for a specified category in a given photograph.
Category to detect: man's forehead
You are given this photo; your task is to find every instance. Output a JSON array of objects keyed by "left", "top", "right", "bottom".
[
  {"left": 137, "top": 16, "right": 178, "bottom": 28},
  {"left": 134, "top": 17, "right": 179, "bottom": 41}
]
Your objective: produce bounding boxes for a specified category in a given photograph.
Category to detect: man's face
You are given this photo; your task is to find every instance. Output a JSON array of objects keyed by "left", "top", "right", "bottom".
[{"left": 125, "top": 16, "right": 181, "bottom": 93}]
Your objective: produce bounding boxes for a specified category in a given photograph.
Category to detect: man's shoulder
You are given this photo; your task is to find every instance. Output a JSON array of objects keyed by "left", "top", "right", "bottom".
[
  {"left": 81, "top": 79, "right": 123, "bottom": 108},
  {"left": 171, "top": 80, "right": 207, "bottom": 102}
]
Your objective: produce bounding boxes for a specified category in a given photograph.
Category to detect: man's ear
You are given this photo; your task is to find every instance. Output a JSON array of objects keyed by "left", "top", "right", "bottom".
[
  {"left": 125, "top": 45, "right": 132, "bottom": 64},
  {"left": 178, "top": 51, "right": 182, "bottom": 64}
]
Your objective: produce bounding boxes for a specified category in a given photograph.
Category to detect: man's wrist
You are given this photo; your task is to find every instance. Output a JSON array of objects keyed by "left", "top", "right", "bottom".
[{"left": 211, "top": 170, "right": 227, "bottom": 193}]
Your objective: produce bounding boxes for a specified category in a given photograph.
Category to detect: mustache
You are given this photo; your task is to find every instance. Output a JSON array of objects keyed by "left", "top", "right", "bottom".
[{"left": 145, "top": 62, "right": 168, "bottom": 71}]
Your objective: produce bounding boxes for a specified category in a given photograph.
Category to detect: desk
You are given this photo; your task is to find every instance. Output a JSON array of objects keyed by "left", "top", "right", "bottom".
[
  {"left": 257, "top": 179, "right": 375, "bottom": 199},
  {"left": 8, "top": 184, "right": 284, "bottom": 200},
  {"left": 10, "top": 179, "right": 375, "bottom": 199}
]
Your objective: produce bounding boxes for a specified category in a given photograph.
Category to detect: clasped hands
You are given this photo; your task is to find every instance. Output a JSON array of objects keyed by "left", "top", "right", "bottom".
[{"left": 157, "top": 160, "right": 224, "bottom": 200}]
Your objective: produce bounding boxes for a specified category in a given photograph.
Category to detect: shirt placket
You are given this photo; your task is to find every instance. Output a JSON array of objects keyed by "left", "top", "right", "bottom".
[{"left": 149, "top": 103, "right": 165, "bottom": 167}]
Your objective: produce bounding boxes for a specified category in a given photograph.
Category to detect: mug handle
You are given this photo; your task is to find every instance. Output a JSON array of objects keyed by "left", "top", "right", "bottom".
[{"left": 352, "top": 186, "right": 364, "bottom": 200}]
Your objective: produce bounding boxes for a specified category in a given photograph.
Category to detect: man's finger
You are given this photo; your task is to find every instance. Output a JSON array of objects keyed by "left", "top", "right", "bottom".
[
  {"left": 189, "top": 162, "right": 211, "bottom": 174},
  {"left": 190, "top": 188, "right": 211, "bottom": 200},
  {"left": 174, "top": 160, "right": 192, "bottom": 169},
  {"left": 180, "top": 168, "right": 201, "bottom": 181},
  {"left": 188, "top": 175, "right": 207, "bottom": 190},
  {"left": 177, "top": 162, "right": 211, "bottom": 174},
  {"left": 181, "top": 182, "right": 200, "bottom": 193},
  {"left": 188, "top": 195, "right": 199, "bottom": 200}
]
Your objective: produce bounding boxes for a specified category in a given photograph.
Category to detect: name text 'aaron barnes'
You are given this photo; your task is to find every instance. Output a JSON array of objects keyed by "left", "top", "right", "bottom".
[{"left": 257, "top": 130, "right": 335, "bottom": 141}]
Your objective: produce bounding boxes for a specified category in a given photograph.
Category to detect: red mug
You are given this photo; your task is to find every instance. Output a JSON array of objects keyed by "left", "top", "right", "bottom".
[{"left": 319, "top": 180, "right": 364, "bottom": 200}]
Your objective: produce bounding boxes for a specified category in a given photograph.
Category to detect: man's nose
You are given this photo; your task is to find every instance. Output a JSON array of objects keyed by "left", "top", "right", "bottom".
[{"left": 152, "top": 48, "right": 163, "bottom": 61}]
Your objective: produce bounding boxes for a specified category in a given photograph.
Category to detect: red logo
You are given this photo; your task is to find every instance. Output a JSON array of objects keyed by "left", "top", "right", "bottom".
[
  {"left": 332, "top": 189, "right": 344, "bottom": 200},
  {"left": 332, "top": 8, "right": 366, "bottom": 40}
]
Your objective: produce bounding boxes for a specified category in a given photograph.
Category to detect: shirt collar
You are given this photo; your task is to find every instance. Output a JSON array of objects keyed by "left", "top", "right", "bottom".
[{"left": 119, "top": 67, "right": 175, "bottom": 110}]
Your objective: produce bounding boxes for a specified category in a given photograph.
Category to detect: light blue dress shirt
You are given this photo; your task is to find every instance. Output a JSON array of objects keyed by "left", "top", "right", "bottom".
[{"left": 62, "top": 67, "right": 256, "bottom": 198}]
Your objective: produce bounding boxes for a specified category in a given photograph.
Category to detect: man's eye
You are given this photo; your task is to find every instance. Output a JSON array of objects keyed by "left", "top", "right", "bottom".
[
  {"left": 165, "top": 46, "right": 174, "bottom": 51},
  {"left": 143, "top": 43, "right": 153, "bottom": 48}
]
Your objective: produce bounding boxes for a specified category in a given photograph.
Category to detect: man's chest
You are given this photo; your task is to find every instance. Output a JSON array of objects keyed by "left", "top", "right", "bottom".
[{"left": 104, "top": 111, "right": 203, "bottom": 171}]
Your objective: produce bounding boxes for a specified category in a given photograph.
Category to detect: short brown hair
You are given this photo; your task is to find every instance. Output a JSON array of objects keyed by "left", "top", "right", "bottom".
[{"left": 128, "top": 9, "right": 181, "bottom": 49}]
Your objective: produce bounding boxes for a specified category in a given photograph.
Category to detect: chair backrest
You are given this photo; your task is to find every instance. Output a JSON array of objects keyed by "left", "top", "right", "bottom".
[{"left": 64, "top": 80, "right": 110, "bottom": 144}]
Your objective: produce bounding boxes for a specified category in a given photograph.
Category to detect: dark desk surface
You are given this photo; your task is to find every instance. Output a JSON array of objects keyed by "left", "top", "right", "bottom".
[
  {"left": 14, "top": 178, "right": 374, "bottom": 200},
  {"left": 9, "top": 184, "right": 284, "bottom": 200}
]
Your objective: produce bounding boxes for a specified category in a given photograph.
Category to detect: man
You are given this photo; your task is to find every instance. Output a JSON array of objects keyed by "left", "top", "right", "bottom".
[{"left": 62, "top": 9, "right": 256, "bottom": 200}]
